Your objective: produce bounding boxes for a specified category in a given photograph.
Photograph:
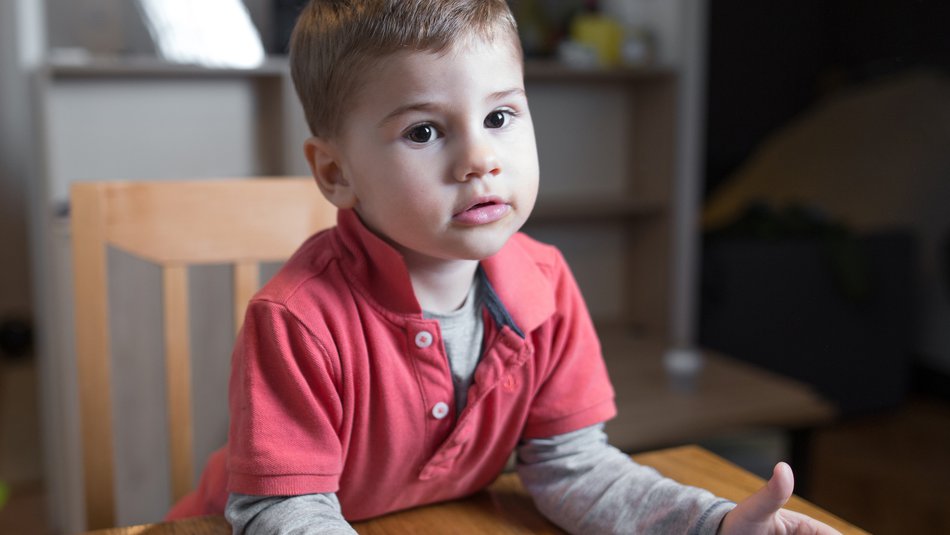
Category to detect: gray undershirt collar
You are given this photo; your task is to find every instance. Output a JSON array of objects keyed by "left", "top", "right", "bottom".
[{"left": 423, "top": 277, "right": 485, "bottom": 416}]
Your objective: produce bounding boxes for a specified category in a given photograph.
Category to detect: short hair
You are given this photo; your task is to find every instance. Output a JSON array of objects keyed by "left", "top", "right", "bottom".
[{"left": 289, "top": 0, "right": 521, "bottom": 138}]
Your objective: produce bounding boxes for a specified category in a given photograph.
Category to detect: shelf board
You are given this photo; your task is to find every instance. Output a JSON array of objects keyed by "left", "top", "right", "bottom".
[
  {"left": 594, "top": 327, "right": 837, "bottom": 452},
  {"left": 42, "top": 54, "right": 672, "bottom": 84},
  {"left": 525, "top": 60, "right": 675, "bottom": 83},
  {"left": 45, "top": 52, "right": 288, "bottom": 79},
  {"left": 529, "top": 195, "right": 665, "bottom": 223}
]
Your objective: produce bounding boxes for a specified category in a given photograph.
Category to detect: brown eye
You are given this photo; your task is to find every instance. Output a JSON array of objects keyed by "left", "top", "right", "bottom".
[
  {"left": 484, "top": 110, "right": 509, "bottom": 129},
  {"left": 406, "top": 124, "right": 438, "bottom": 143}
]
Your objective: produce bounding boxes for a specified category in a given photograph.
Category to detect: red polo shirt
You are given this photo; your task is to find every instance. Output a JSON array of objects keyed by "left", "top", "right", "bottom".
[{"left": 170, "top": 209, "right": 616, "bottom": 521}]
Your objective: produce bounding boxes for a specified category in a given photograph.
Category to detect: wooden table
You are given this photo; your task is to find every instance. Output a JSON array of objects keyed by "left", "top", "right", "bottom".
[
  {"left": 598, "top": 332, "right": 836, "bottom": 453},
  {"left": 86, "top": 445, "right": 866, "bottom": 535}
]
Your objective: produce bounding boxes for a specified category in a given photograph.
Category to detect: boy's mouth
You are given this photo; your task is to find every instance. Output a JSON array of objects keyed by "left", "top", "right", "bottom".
[
  {"left": 470, "top": 201, "right": 496, "bottom": 210},
  {"left": 455, "top": 196, "right": 503, "bottom": 213},
  {"left": 453, "top": 196, "right": 510, "bottom": 225}
]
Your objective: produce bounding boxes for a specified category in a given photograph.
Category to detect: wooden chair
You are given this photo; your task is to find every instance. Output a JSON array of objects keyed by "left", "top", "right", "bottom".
[{"left": 70, "top": 177, "right": 336, "bottom": 530}]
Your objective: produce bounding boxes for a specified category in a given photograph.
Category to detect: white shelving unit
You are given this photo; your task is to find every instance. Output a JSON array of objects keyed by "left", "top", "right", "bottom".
[{"left": 524, "top": 61, "right": 680, "bottom": 338}]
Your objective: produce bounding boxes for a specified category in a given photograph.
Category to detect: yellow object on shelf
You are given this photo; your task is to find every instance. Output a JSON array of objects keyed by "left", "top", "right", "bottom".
[{"left": 570, "top": 12, "right": 624, "bottom": 67}]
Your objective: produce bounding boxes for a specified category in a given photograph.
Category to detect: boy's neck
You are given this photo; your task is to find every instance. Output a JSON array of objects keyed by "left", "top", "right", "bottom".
[{"left": 404, "top": 256, "right": 480, "bottom": 314}]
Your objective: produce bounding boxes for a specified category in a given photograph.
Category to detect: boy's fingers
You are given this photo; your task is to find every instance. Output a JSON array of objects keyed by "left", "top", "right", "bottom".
[
  {"left": 769, "top": 462, "right": 795, "bottom": 504},
  {"left": 739, "top": 462, "right": 795, "bottom": 522}
]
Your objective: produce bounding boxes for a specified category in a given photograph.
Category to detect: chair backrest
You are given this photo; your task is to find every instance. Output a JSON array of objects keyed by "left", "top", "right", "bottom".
[{"left": 70, "top": 177, "right": 337, "bottom": 529}]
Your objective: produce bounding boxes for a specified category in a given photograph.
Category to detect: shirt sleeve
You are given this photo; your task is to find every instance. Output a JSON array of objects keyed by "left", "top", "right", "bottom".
[
  {"left": 516, "top": 424, "right": 734, "bottom": 535},
  {"left": 522, "top": 250, "right": 617, "bottom": 438},
  {"left": 226, "top": 492, "right": 357, "bottom": 535},
  {"left": 227, "top": 299, "right": 345, "bottom": 496}
]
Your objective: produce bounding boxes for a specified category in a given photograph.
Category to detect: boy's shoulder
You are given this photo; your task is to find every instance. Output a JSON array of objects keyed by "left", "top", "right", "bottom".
[{"left": 250, "top": 226, "right": 342, "bottom": 307}]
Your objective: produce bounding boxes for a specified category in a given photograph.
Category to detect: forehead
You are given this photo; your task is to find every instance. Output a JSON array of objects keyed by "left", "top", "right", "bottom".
[
  {"left": 337, "top": 33, "right": 524, "bottom": 134},
  {"left": 366, "top": 34, "right": 522, "bottom": 98},
  {"left": 400, "top": 36, "right": 520, "bottom": 82}
]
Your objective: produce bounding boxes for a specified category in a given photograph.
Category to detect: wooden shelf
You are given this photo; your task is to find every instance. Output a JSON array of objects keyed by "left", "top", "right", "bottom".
[
  {"left": 45, "top": 52, "right": 288, "bottom": 78},
  {"left": 43, "top": 55, "right": 673, "bottom": 84},
  {"left": 529, "top": 195, "right": 665, "bottom": 223},
  {"left": 596, "top": 327, "right": 837, "bottom": 452},
  {"left": 525, "top": 60, "right": 674, "bottom": 83},
  {"left": 518, "top": 63, "right": 678, "bottom": 339}
]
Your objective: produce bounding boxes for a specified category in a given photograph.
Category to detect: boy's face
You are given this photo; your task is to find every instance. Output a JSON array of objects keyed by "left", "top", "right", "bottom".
[{"left": 318, "top": 34, "right": 539, "bottom": 264}]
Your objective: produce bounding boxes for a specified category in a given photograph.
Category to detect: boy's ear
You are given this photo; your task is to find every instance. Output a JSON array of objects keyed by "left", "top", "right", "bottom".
[{"left": 303, "top": 136, "right": 357, "bottom": 209}]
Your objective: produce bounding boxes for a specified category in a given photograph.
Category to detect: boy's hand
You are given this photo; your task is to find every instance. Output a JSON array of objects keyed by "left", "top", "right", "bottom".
[{"left": 719, "top": 462, "right": 842, "bottom": 534}]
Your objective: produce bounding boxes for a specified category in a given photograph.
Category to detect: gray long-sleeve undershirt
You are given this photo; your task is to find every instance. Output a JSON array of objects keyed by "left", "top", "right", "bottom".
[
  {"left": 516, "top": 424, "right": 733, "bottom": 534},
  {"left": 227, "top": 424, "right": 733, "bottom": 534},
  {"left": 226, "top": 281, "right": 735, "bottom": 533}
]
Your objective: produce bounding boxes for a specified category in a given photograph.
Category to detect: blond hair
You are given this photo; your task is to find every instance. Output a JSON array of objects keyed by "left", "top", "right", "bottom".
[{"left": 289, "top": 0, "right": 520, "bottom": 137}]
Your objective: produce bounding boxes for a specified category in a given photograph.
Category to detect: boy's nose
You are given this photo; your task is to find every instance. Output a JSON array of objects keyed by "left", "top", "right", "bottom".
[{"left": 454, "top": 136, "right": 501, "bottom": 182}]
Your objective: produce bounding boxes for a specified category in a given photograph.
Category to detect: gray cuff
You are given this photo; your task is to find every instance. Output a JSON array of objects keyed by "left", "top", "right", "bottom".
[{"left": 226, "top": 492, "right": 357, "bottom": 535}]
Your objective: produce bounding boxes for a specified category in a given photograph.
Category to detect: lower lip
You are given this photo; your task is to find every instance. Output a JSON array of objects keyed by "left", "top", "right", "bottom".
[{"left": 453, "top": 203, "right": 511, "bottom": 225}]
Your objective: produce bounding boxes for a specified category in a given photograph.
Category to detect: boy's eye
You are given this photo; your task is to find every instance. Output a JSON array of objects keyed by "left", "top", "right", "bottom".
[
  {"left": 405, "top": 124, "right": 440, "bottom": 144},
  {"left": 484, "top": 110, "right": 511, "bottom": 129}
]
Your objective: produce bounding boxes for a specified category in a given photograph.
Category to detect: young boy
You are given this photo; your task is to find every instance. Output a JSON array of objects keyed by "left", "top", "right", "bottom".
[{"left": 170, "top": 1, "right": 840, "bottom": 533}]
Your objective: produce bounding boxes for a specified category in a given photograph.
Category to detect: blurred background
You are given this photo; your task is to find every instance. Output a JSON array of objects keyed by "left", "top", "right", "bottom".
[{"left": 1, "top": 1, "right": 948, "bottom": 534}]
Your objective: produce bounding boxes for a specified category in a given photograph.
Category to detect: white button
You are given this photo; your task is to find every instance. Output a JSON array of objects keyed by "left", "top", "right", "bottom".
[
  {"left": 415, "top": 330, "right": 433, "bottom": 348},
  {"left": 431, "top": 401, "right": 450, "bottom": 419}
]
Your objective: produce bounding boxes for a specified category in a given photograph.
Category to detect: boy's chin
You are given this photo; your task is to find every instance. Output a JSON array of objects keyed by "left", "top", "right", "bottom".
[
  {"left": 435, "top": 221, "right": 526, "bottom": 261},
  {"left": 454, "top": 236, "right": 514, "bottom": 261}
]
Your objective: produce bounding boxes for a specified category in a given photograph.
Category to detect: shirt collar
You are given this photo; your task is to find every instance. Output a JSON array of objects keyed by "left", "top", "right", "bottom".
[
  {"left": 334, "top": 208, "right": 556, "bottom": 333},
  {"left": 480, "top": 234, "right": 556, "bottom": 335}
]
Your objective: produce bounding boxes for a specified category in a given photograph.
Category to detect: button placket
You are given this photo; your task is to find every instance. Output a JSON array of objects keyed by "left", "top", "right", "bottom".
[
  {"left": 408, "top": 322, "right": 456, "bottom": 463},
  {"left": 416, "top": 327, "right": 530, "bottom": 482},
  {"left": 411, "top": 327, "right": 450, "bottom": 421}
]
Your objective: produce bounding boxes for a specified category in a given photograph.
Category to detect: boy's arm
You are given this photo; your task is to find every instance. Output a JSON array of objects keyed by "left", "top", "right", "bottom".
[
  {"left": 516, "top": 423, "right": 733, "bottom": 535},
  {"left": 518, "top": 424, "right": 842, "bottom": 535},
  {"left": 226, "top": 491, "right": 357, "bottom": 535}
]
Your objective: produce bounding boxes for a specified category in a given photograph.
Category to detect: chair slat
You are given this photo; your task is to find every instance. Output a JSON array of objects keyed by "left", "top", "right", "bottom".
[
  {"left": 233, "top": 262, "right": 260, "bottom": 334},
  {"left": 163, "top": 265, "right": 194, "bottom": 501},
  {"left": 102, "top": 178, "right": 334, "bottom": 264}
]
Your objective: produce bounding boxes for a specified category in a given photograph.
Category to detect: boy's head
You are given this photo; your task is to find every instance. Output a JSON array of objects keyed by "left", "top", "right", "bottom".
[
  {"left": 291, "top": 0, "right": 538, "bottom": 269},
  {"left": 290, "top": 0, "right": 521, "bottom": 139}
]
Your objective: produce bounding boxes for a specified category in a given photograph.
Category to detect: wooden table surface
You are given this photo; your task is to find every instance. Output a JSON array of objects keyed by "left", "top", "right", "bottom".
[
  {"left": 597, "top": 332, "right": 836, "bottom": 452},
  {"left": 86, "top": 445, "right": 866, "bottom": 535}
]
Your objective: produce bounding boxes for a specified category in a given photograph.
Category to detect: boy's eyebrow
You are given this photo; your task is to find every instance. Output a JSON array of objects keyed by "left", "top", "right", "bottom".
[
  {"left": 379, "top": 102, "right": 442, "bottom": 127},
  {"left": 489, "top": 87, "right": 527, "bottom": 102},
  {"left": 378, "top": 87, "right": 526, "bottom": 127}
]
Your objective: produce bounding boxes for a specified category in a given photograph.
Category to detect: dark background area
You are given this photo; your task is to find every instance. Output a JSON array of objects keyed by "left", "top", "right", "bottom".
[
  {"left": 704, "top": 0, "right": 950, "bottom": 198},
  {"left": 700, "top": 0, "right": 950, "bottom": 414},
  {"left": 700, "top": 7, "right": 950, "bottom": 529}
]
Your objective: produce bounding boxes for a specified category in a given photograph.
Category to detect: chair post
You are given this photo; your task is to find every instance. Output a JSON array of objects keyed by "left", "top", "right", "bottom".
[
  {"left": 162, "top": 264, "right": 195, "bottom": 501},
  {"left": 71, "top": 183, "right": 117, "bottom": 529}
]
